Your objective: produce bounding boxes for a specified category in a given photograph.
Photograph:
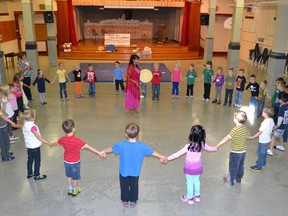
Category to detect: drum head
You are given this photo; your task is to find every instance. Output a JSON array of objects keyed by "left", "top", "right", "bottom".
[{"left": 140, "top": 69, "right": 152, "bottom": 83}]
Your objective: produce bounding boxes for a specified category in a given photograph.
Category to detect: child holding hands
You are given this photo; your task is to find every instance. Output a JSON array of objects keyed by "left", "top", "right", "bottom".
[
  {"left": 50, "top": 119, "right": 105, "bottom": 197},
  {"left": 167, "top": 125, "right": 217, "bottom": 205},
  {"left": 102, "top": 122, "right": 166, "bottom": 208}
]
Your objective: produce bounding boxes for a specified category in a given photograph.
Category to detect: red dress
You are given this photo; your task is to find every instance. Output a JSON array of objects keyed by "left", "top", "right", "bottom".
[{"left": 124, "top": 64, "right": 140, "bottom": 110}]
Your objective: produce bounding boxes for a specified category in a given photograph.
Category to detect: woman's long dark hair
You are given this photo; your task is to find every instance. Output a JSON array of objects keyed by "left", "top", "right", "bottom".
[
  {"left": 188, "top": 125, "right": 206, "bottom": 152},
  {"left": 128, "top": 54, "right": 140, "bottom": 69}
]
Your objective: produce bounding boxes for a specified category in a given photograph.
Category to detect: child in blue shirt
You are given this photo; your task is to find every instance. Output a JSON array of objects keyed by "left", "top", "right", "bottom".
[
  {"left": 102, "top": 122, "right": 166, "bottom": 208},
  {"left": 114, "top": 61, "right": 125, "bottom": 95}
]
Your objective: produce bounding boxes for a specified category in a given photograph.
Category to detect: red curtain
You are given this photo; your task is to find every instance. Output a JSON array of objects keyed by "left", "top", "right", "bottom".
[
  {"left": 67, "top": 0, "right": 78, "bottom": 45},
  {"left": 180, "top": 2, "right": 190, "bottom": 46}
]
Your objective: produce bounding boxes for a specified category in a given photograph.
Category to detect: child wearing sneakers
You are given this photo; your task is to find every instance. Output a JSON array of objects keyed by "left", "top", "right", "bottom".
[
  {"left": 171, "top": 61, "right": 182, "bottom": 98},
  {"left": 245, "top": 74, "right": 259, "bottom": 112},
  {"left": 72, "top": 64, "right": 84, "bottom": 98},
  {"left": 234, "top": 69, "right": 246, "bottom": 107},
  {"left": 32, "top": 69, "right": 51, "bottom": 105},
  {"left": 185, "top": 63, "right": 197, "bottom": 98},
  {"left": 114, "top": 61, "right": 126, "bottom": 95},
  {"left": 22, "top": 109, "right": 50, "bottom": 180},
  {"left": 216, "top": 111, "right": 250, "bottom": 186},
  {"left": 256, "top": 80, "right": 271, "bottom": 117},
  {"left": 271, "top": 79, "right": 286, "bottom": 124},
  {"left": 167, "top": 125, "right": 217, "bottom": 205},
  {"left": 223, "top": 68, "right": 236, "bottom": 107},
  {"left": 267, "top": 92, "right": 288, "bottom": 155},
  {"left": 50, "top": 119, "right": 105, "bottom": 197},
  {"left": 102, "top": 122, "right": 166, "bottom": 208},
  {"left": 201, "top": 61, "right": 214, "bottom": 101},
  {"left": 248, "top": 108, "right": 274, "bottom": 171},
  {"left": 212, "top": 67, "right": 225, "bottom": 105}
]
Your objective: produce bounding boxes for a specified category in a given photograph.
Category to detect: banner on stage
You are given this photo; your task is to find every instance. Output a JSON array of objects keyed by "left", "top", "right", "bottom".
[{"left": 104, "top": 34, "right": 130, "bottom": 46}]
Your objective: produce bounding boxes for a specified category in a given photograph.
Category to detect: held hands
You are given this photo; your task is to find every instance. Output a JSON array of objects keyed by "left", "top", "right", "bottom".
[
  {"left": 160, "top": 156, "right": 168, "bottom": 165},
  {"left": 98, "top": 151, "right": 106, "bottom": 159}
]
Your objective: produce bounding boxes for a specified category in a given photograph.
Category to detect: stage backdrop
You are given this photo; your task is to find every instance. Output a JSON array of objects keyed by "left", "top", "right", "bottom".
[{"left": 68, "top": 63, "right": 171, "bottom": 82}]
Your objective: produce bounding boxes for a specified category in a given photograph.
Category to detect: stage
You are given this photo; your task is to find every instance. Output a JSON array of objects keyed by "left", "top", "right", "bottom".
[{"left": 58, "top": 39, "right": 203, "bottom": 61}]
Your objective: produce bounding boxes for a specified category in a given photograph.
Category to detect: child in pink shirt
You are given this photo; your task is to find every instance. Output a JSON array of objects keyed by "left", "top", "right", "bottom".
[
  {"left": 167, "top": 125, "right": 217, "bottom": 205},
  {"left": 171, "top": 61, "right": 182, "bottom": 98}
]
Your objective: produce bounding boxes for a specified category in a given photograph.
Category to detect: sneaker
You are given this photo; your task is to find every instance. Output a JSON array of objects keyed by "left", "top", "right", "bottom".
[
  {"left": 27, "top": 174, "right": 34, "bottom": 179},
  {"left": 71, "top": 187, "right": 81, "bottom": 197},
  {"left": 186, "top": 96, "right": 188, "bottom": 98},
  {"left": 172, "top": 95, "right": 175, "bottom": 98},
  {"left": 24, "top": 105, "right": 30, "bottom": 109},
  {"left": 34, "top": 174, "right": 47, "bottom": 181},
  {"left": 61, "top": 98, "right": 65, "bottom": 101},
  {"left": 10, "top": 140, "right": 16, "bottom": 144},
  {"left": 190, "top": 96, "right": 193, "bottom": 99},
  {"left": 176, "top": 95, "right": 179, "bottom": 98},
  {"left": 195, "top": 196, "right": 201, "bottom": 202},
  {"left": 223, "top": 102, "right": 227, "bottom": 106},
  {"left": 116, "top": 91, "right": 119, "bottom": 95},
  {"left": 187, "top": 198, "right": 194, "bottom": 205},
  {"left": 10, "top": 136, "right": 19, "bottom": 141},
  {"left": 212, "top": 99, "right": 217, "bottom": 103},
  {"left": 217, "top": 100, "right": 221, "bottom": 105},
  {"left": 122, "top": 201, "right": 129, "bottom": 208},
  {"left": 267, "top": 149, "right": 273, "bottom": 156},
  {"left": 234, "top": 104, "right": 238, "bottom": 107},
  {"left": 202, "top": 98, "right": 205, "bottom": 100},
  {"left": 205, "top": 99, "right": 209, "bottom": 102},
  {"left": 140, "top": 95, "right": 145, "bottom": 99},
  {"left": 181, "top": 195, "right": 188, "bottom": 202},
  {"left": 250, "top": 165, "right": 262, "bottom": 172},
  {"left": 130, "top": 201, "right": 138, "bottom": 208},
  {"left": 228, "top": 102, "right": 232, "bottom": 107},
  {"left": 276, "top": 145, "right": 285, "bottom": 151},
  {"left": 68, "top": 190, "right": 73, "bottom": 196},
  {"left": 122, "top": 90, "right": 126, "bottom": 93},
  {"left": 2, "top": 156, "right": 15, "bottom": 162}
]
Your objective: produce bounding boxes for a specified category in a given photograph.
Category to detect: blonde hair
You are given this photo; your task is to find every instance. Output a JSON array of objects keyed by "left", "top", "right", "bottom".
[
  {"left": 22, "top": 109, "right": 36, "bottom": 121},
  {"left": 0, "top": 83, "right": 9, "bottom": 100},
  {"left": 233, "top": 111, "right": 247, "bottom": 124}
]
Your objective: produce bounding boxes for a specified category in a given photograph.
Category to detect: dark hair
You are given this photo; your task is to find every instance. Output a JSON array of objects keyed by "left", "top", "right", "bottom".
[
  {"left": 125, "top": 122, "right": 140, "bottom": 139},
  {"left": 239, "top": 68, "right": 245, "bottom": 72},
  {"left": 250, "top": 74, "right": 256, "bottom": 78},
  {"left": 62, "top": 119, "right": 75, "bottom": 133},
  {"left": 128, "top": 55, "right": 140, "bottom": 65},
  {"left": 115, "top": 61, "right": 120, "bottom": 64},
  {"left": 279, "top": 80, "right": 286, "bottom": 88},
  {"left": 18, "top": 52, "right": 26, "bottom": 59},
  {"left": 263, "top": 80, "right": 268, "bottom": 85},
  {"left": 188, "top": 125, "right": 206, "bottom": 152},
  {"left": 228, "top": 68, "right": 234, "bottom": 72},
  {"left": 88, "top": 64, "right": 93, "bottom": 67},
  {"left": 276, "top": 77, "right": 284, "bottom": 82},
  {"left": 13, "top": 72, "right": 21, "bottom": 83},
  {"left": 206, "top": 61, "right": 212, "bottom": 67},
  {"left": 278, "top": 92, "right": 288, "bottom": 103}
]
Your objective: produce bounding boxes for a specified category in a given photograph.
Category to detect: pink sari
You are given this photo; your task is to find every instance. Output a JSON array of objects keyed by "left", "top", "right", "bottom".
[{"left": 125, "top": 64, "right": 140, "bottom": 110}]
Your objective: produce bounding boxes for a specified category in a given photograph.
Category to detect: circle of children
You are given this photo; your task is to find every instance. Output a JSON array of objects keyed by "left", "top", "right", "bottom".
[{"left": 0, "top": 59, "right": 287, "bottom": 209}]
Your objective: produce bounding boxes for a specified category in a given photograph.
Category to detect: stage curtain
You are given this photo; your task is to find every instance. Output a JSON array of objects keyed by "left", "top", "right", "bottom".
[
  {"left": 68, "top": 0, "right": 78, "bottom": 45},
  {"left": 180, "top": 2, "right": 190, "bottom": 46}
]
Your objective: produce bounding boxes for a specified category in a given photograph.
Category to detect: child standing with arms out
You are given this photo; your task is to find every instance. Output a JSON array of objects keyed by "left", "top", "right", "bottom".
[
  {"left": 0, "top": 84, "right": 19, "bottom": 143},
  {"left": 171, "top": 61, "right": 181, "bottom": 98},
  {"left": 246, "top": 74, "right": 259, "bottom": 112},
  {"left": 83, "top": 64, "right": 97, "bottom": 96},
  {"left": 267, "top": 92, "right": 288, "bottom": 155},
  {"left": 52, "top": 62, "right": 70, "bottom": 101},
  {"left": 256, "top": 80, "right": 271, "bottom": 117},
  {"left": 271, "top": 79, "right": 286, "bottom": 124},
  {"left": 216, "top": 111, "right": 250, "bottom": 186},
  {"left": 22, "top": 109, "right": 49, "bottom": 180},
  {"left": 234, "top": 69, "right": 246, "bottom": 108},
  {"left": 185, "top": 64, "right": 197, "bottom": 99},
  {"left": 223, "top": 68, "right": 236, "bottom": 107},
  {"left": 248, "top": 108, "right": 274, "bottom": 171},
  {"left": 151, "top": 63, "right": 162, "bottom": 100},
  {"left": 114, "top": 61, "right": 125, "bottom": 95},
  {"left": 212, "top": 66, "right": 225, "bottom": 104},
  {"left": 72, "top": 64, "right": 84, "bottom": 98},
  {"left": 32, "top": 69, "right": 51, "bottom": 105},
  {"left": 102, "top": 122, "right": 166, "bottom": 208},
  {"left": 167, "top": 125, "right": 217, "bottom": 205},
  {"left": 201, "top": 61, "right": 214, "bottom": 101},
  {"left": 13, "top": 73, "right": 24, "bottom": 113},
  {"left": 50, "top": 119, "right": 105, "bottom": 197}
]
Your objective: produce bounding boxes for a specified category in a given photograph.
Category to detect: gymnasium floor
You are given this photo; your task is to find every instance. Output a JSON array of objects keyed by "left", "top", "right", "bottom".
[{"left": 1, "top": 57, "right": 287, "bottom": 216}]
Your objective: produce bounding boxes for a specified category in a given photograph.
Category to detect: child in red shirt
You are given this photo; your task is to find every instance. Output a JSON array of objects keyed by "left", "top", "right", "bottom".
[
  {"left": 50, "top": 119, "right": 105, "bottom": 197},
  {"left": 151, "top": 63, "right": 162, "bottom": 101}
]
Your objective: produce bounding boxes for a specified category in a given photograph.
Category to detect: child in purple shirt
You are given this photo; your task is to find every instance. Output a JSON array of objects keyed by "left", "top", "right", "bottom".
[
  {"left": 212, "top": 67, "right": 225, "bottom": 105},
  {"left": 167, "top": 125, "right": 217, "bottom": 205}
]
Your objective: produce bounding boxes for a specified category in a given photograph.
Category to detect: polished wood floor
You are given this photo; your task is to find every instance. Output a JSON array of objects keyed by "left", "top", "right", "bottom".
[{"left": 58, "top": 39, "right": 203, "bottom": 61}]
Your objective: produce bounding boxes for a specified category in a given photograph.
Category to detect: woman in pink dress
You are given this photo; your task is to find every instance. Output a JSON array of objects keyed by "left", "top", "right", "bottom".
[{"left": 125, "top": 55, "right": 141, "bottom": 111}]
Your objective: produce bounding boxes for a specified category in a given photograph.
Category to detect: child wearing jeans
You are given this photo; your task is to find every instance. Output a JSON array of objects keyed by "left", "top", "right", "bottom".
[
  {"left": 256, "top": 80, "right": 270, "bottom": 117},
  {"left": 248, "top": 108, "right": 274, "bottom": 171},
  {"left": 234, "top": 69, "right": 246, "bottom": 108},
  {"left": 102, "top": 122, "right": 166, "bottom": 208},
  {"left": 114, "top": 61, "right": 125, "bottom": 95},
  {"left": 212, "top": 66, "right": 224, "bottom": 105},
  {"left": 32, "top": 69, "right": 51, "bottom": 105},
  {"left": 171, "top": 61, "right": 181, "bottom": 98},
  {"left": 8, "top": 84, "right": 19, "bottom": 128},
  {"left": 245, "top": 74, "right": 259, "bottom": 112},
  {"left": 167, "top": 125, "right": 217, "bottom": 205},
  {"left": 216, "top": 111, "right": 250, "bottom": 186},
  {"left": 151, "top": 63, "right": 162, "bottom": 100},
  {"left": 83, "top": 64, "right": 97, "bottom": 96},
  {"left": 223, "top": 68, "right": 236, "bottom": 107},
  {"left": 22, "top": 109, "right": 50, "bottom": 180},
  {"left": 52, "top": 62, "right": 71, "bottom": 101},
  {"left": 50, "top": 119, "right": 105, "bottom": 197},
  {"left": 201, "top": 61, "right": 214, "bottom": 101}
]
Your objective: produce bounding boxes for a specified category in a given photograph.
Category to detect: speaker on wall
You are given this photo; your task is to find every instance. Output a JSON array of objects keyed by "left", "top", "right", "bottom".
[
  {"left": 200, "top": 14, "right": 209, "bottom": 25},
  {"left": 44, "top": 11, "right": 54, "bottom": 23}
]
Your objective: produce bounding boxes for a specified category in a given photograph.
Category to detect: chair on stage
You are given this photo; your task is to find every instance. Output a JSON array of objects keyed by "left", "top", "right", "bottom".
[{"left": 106, "top": 44, "right": 116, "bottom": 52}]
